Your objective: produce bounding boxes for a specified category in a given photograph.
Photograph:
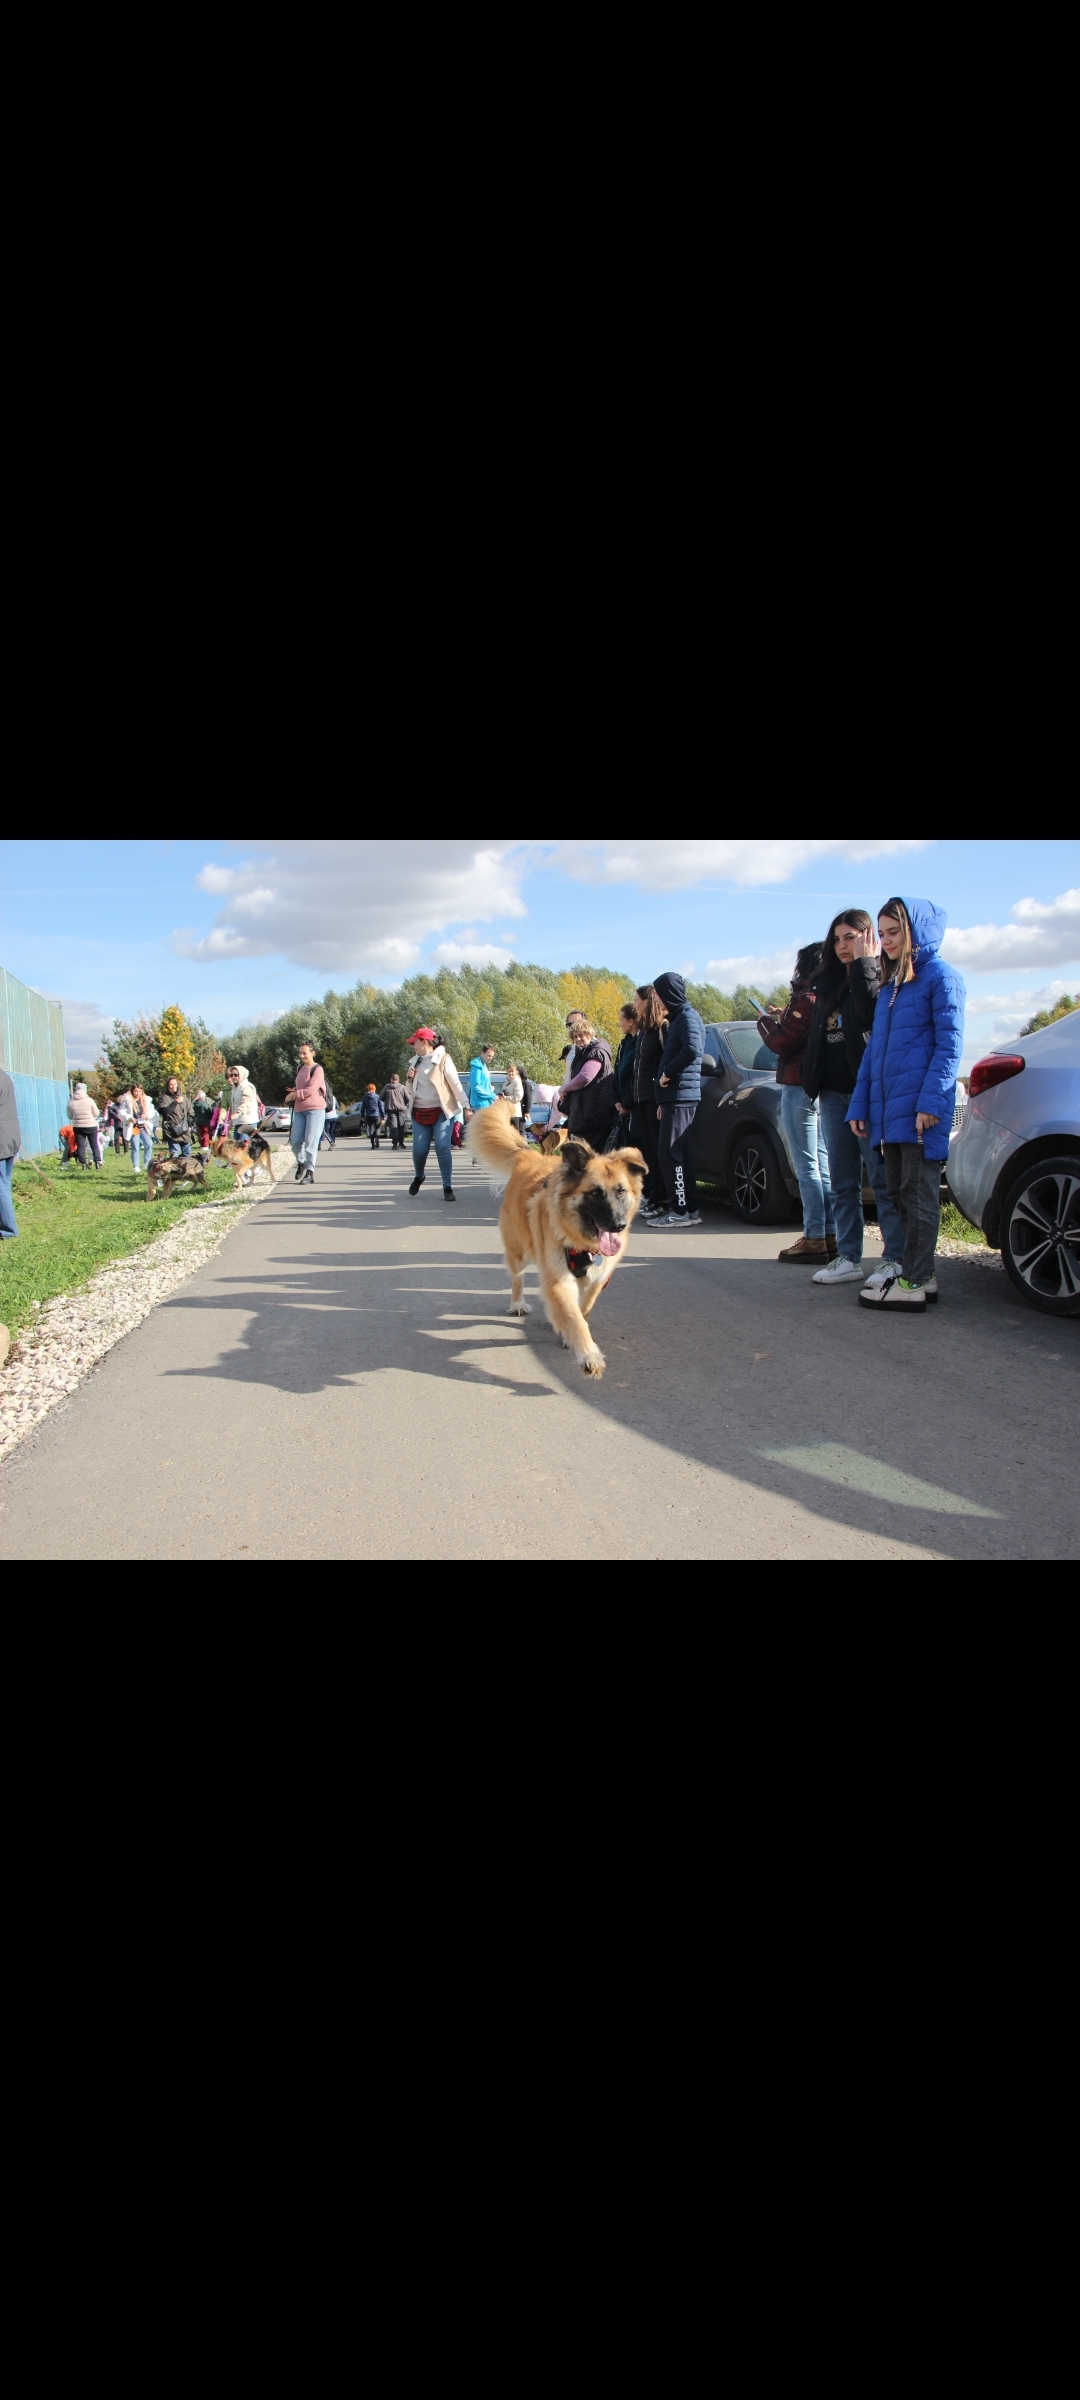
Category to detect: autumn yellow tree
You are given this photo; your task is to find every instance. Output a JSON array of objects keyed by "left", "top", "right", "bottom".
[
  {"left": 158, "top": 1005, "right": 196, "bottom": 1085},
  {"left": 557, "top": 967, "right": 636, "bottom": 1050}
]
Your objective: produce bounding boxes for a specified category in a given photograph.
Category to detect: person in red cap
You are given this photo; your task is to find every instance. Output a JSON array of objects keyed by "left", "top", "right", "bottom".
[{"left": 405, "top": 1030, "right": 470, "bottom": 1201}]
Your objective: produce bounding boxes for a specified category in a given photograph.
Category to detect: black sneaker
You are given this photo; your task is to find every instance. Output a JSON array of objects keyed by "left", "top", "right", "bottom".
[
  {"left": 304, "top": 1168, "right": 314, "bottom": 1183},
  {"left": 294, "top": 1163, "right": 304, "bottom": 1181},
  {"left": 409, "top": 1176, "right": 425, "bottom": 1196},
  {"left": 444, "top": 1186, "right": 457, "bottom": 1201}
]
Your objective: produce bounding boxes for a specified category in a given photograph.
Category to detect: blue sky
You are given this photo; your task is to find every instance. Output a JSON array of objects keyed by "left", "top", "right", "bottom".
[{"left": 2, "top": 838, "right": 1077, "bottom": 1072}]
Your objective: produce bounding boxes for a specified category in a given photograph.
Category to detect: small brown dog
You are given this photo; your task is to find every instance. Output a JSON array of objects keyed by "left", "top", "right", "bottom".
[
  {"left": 470, "top": 1099, "right": 645, "bottom": 1378},
  {"left": 211, "top": 1132, "right": 274, "bottom": 1194},
  {"left": 146, "top": 1152, "right": 208, "bottom": 1201}
]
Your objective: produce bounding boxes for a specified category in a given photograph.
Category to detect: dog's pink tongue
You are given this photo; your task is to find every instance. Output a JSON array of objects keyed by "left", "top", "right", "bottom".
[{"left": 597, "top": 1230, "right": 621, "bottom": 1257}]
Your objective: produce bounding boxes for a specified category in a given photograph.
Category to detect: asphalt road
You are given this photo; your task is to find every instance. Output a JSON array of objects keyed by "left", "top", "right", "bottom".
[{"left": 1, "top": 1139, "right": 1076, "bottom": 1559}]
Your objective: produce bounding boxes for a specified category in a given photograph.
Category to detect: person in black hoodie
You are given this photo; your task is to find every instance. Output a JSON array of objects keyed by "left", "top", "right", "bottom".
[
  {"left": 800, "top": 909, "right": 906, "bottom": 1287},
  {"left": 646, "top": 972, "right": 704, "bottom": 1228},
  {"left": 629, "top": 984, "right": 667, "bottom": 1210}
]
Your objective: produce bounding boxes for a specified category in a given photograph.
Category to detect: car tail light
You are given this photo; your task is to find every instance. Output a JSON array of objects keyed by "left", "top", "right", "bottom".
[{"left": 969, "top": 1054, "right": 1026, "bottom": 1097}]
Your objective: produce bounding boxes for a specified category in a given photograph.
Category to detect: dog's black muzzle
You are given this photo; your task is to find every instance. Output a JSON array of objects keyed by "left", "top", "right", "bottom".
[{"left": 580, "top": 1197, "right": 629, "bottom": 1241}]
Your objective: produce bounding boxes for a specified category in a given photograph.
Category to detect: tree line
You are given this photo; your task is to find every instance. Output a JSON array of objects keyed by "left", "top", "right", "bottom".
[{"left": 77, "top": 964, "right": 790, "bottom": 1112}]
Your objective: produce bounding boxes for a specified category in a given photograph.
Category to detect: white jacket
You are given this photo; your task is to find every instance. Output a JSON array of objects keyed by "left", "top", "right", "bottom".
[{"left": 227, "top": 1066, "right": 259, "bottom": 1127}]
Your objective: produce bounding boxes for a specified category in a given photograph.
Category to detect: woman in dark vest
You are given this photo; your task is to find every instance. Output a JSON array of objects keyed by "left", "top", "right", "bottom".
[{"left": 552, "top": 1020, "right": 615, "bottom": 1149}]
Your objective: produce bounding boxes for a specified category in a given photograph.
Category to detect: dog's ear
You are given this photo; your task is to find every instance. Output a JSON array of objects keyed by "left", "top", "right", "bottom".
[
  {"left": 560, "top": 1140, "right": 592, "bottom": 1182},
  {"left": 621, "top": 1151, "right": 647, "bottom": 1180}
]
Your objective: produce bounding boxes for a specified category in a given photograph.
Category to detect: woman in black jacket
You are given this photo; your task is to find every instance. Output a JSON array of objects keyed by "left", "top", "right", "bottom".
[
  {"left": 627, "top": 985, "right": 667, "bottom": 1211},
  {"left": 801, "top": 910, "right": 906, "bottom": 1286}
]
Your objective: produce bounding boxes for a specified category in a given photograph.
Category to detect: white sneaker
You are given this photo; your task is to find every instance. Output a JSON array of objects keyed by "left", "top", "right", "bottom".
[
  {"left": 862, "top": 1258, "right": 903, "bottom": 1288},
  {"left": 811, "top": 1255, "right": 864, "bottom": 1285}
]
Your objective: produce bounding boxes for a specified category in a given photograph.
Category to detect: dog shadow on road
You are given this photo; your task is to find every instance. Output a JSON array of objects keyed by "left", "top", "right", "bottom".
[
  {"left": 153, "top": 1234, "right": 1061, "bottom": 1558},
  {"left": 159, "top": 1248, "right": 562, "bottom": 1405}
]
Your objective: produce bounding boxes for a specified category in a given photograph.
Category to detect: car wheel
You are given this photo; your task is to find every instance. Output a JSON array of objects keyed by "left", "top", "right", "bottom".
[
  {"left": 999, "top": 1154, "right": 1080, "bottom": 1315},
  {"left": 729, "top": 1129, "right": 790, "bottom": 1225}
]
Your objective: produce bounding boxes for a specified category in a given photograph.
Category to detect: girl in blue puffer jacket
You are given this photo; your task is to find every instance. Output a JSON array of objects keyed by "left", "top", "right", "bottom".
[{"left": 849, "top": 897, "right": 965, "bottom": 1313}]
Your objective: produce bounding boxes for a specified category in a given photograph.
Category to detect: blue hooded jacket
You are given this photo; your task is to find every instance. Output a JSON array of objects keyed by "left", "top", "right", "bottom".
[
  {"left": 653, "top": 973, "right": 705, "bottom": 1105},
  {"left": 848, "top": 898, "right": 965, "bottom": 1162},
  {"left": 468, "top": 1056, "right": 496, "bottom": 1109}
]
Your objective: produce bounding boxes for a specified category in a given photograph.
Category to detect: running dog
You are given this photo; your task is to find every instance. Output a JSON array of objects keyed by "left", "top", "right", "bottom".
[
  {"left": 469, "top": 1099, "right": 646, "bottom": 1378},
  {"left": 211, "top": 1132, "right": 274, "bottom": 1194},
  {"left": 146, "top": 1152, "right": 208, "bottom": 1201}
]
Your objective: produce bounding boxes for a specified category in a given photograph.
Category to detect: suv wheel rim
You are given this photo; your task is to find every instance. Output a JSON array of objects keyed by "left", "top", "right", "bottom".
[
  {"left": 734, "top": 1145, "right": 768, "bottom": 1214},
  {"left": 1008, "top": 1170, "right": 1080, "bottom": 1302}
]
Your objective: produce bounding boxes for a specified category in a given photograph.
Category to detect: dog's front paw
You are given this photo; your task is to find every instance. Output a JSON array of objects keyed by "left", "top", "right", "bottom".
[
  {"left": 581, "top": 1349, "right": 606, "bottom": 1378},
  {"left": 507, "top": 1302, "right": 531, "bottom": 1316}
]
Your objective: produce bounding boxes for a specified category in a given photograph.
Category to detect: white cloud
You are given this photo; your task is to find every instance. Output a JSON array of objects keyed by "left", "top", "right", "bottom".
[
  {"left": 549, "top": 840, "right": 931, "bottom": 892},
  {"left": 196, "top": 862, "right": 248, "bottom": 894},
  {"left": 432, "top": 936, "right": 516, "bottom": 970},
  {"left": 175, "top": 842, "right": 526, "bottom": 974},
  {"left": 705, "top": 949, "right": 795, "bottom": 993},
  {"left": 966, "top": 981, "right": 1072, "bottom": 1016},
  {"left": 35, "top": 993, "right": 114, "bottom": 1070},
  {"left": 942, "top": 889, "right": 1080, "bottom": 974}
]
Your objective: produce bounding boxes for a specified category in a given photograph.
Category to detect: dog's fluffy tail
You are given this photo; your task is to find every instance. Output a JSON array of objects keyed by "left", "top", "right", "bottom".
[{"left": 468, "top": 1097, "right": 528, "bottom": 1187}]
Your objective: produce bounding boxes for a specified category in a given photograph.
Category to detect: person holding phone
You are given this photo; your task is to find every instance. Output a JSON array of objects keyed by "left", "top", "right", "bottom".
[{"left": 800, "top": 911, "right": 906, "bottom": 1288}]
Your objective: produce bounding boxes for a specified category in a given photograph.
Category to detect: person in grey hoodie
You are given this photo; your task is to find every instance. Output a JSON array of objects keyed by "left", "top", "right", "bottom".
[
  {"left": 646, "top": 972, "right": 705, "bottom": 1228},
  {"left": 0, "top": 1065, "right": 21, "bottom": 1238}
]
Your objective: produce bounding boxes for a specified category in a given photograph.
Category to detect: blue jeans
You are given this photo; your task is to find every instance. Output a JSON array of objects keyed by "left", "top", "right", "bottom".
[
  {"left": 0, "top": 1154, "right": 17, "bottom": 1239},
  {"left": 290, "top": 1110, "right": 325, "bottom": 1170},
  {"left": 412, "top": 1113, "right": 455, "bottom": 1186},
  {"left": 780, "top": 1085, "right": 834, "bottom": 1240},
  {"left": 169, "top": 1139, "right": 192, "bottom": 1159},
  {"left": 131, "top": 1130, "right": 153, "bottom": 1171},
  {"left": 817, "top": 1091, "right": 906, "bottom": 1264}
]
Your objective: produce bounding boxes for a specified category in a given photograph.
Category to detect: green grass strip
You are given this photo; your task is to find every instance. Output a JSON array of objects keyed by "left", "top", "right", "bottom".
[{"left": 0, "top": 1148, "right": 247, "bottom": 1339}]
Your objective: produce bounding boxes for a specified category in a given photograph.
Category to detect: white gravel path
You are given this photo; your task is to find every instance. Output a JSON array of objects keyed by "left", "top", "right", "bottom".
[{"left": 0, "top": 1146, "right": 291, "bottom": 1465}]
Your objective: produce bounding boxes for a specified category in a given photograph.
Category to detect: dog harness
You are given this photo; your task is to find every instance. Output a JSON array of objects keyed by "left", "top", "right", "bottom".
[{"left": 564, "top": 1245, "right": 596, "bottom": 1279}]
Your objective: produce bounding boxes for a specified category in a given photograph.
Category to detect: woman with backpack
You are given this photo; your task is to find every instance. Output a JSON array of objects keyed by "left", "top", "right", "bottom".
[
  {"left": 800, "top": 909, "right": 907, "bottom": 1291},
  {"left": 756, "top": 944, "right": 836, "bottom": 1264}
]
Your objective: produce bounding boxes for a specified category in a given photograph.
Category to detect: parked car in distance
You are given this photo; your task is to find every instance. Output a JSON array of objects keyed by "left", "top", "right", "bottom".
[
  {"left": 946, "top": 1007, "right": 1080, "bottom": 1315},
  {"left": 335, "top": 1101, "right": 370, "bottom": 1136},
  {"left": 259, "top": 1106, "right": 292, "bottom": 1131}
]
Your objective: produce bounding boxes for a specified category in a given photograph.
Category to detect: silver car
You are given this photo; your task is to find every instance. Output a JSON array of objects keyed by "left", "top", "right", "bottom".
[{"left": 946, "top": 1007, "right": 1080, "bottom": 1316}]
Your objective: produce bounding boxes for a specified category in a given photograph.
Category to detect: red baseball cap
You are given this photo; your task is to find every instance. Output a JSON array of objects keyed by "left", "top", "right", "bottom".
[{"left": 407, "top": 1027, "right": 437, "bottom": 1044}]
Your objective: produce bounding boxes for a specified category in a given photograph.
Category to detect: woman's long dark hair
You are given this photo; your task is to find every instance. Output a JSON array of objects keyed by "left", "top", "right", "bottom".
[
  {"left": 816, "top": 909, "right": 874, "bottom": 1005},
  {"left": 795, "top": 943, "right": 825, "bottom": 984}
]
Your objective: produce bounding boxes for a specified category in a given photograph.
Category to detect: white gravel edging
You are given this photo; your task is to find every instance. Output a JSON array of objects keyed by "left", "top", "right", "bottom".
[
  {"left": 935, "top": 1237, "right": 1003, "bottom": 1269},
  {"left": 0, "top": 1147, "right": 290, "bottom": 1466}
]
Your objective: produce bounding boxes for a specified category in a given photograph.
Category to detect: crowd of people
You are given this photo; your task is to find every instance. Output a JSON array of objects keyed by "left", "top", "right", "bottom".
[
  {"left": 3, "top": 895, "right": 965, "bottom": 1310},
  {"left": 372, "top": 892, "right": 966, "bottom": 1310}
]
